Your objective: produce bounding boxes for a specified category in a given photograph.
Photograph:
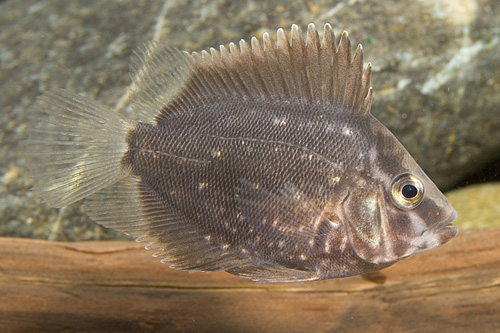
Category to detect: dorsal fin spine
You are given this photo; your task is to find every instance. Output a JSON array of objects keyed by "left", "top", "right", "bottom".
[
  {"left": 221, "top": 45, "right": 247, "bottom": 99},
  {"left": 344, "top": 44, "right": 363, "bottom": 108},
  {"left": 210, "top": 48, "right": 233, "bottom": 98},
  {"left": 247, "top": 38, "right": 271, "bottom": 99},
  {"left": 276, "top": 29, "right": 295, "bottom": 99},
  {"left": 230, "top": 41, "right": 255, "bottom": 98},
  {"left": 320, "top": 24, "right": 336, "bottom": 102},
  {"left": 248, "top": 37, "right": 270, "bottom": 99},
  {"left": 305, "top": 23, "right": 322, "bottom": 102},
  {"left": 290, "top": 25, "right": 309, "bottom": 100},
  {"left": 261, "top": 33, "right": 286, "bottom": 98},
  {"left": 259, "top": 36, "right": 279, "bottom": 99},
  {"left": 350, "top": 45, "right": 365, "bottom": 108},
  {"left": 213, "top": 46, "right": 234, "bottom": 98},
  {"left": 336, "top": 31, "right": 351, "bottom": 108},
  {"left": 361, "top": 64, "right": 372, "bottom": 108}
]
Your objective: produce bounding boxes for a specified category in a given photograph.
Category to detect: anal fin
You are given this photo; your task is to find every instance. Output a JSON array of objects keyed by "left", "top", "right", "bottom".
[
  {"left": 226, "top": 263, "right": 319, "bottom": 283},
  {"left": 84, "top": 177, "right": 241, "bottom": 272}
]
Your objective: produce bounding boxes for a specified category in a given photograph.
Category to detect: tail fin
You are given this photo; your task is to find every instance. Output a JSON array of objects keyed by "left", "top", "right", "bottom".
[{"left": 26, "top": 89, "right": 132, "bottom": 208}]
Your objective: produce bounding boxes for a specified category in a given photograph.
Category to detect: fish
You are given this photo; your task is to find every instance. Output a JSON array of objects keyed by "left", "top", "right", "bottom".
[{"left": 26, "top": 23, "right": 458, "bottom": 282}]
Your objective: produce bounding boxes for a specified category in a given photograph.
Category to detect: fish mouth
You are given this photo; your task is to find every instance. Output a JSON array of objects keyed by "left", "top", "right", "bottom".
[
  {"left": 411, "top": 209, "right": 459, "bottom": 252},
  {"left": 435, "top": 209, "right": 458, "bottom": 231},
  {"left": 434, "top": 209, "right": 459, "bottom": 244}
]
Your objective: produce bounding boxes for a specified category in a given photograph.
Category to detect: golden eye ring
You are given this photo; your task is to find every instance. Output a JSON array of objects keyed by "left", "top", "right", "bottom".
[{"left": 390, "top": 173, "right": 424, "bottom": 210}]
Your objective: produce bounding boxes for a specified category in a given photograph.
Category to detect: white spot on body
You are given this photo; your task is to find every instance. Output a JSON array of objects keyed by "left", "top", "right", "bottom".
[
  {"left": 300, "top": 254, "right": 307, "bottom": 260},
  {"left": 241, "top": 248, "right": 248, "bottom": 254},
  {"left": 331, "top": 176, "right": 341, "bottom": 184},
  {"left": 204, "top": 235, "right": 211, "bottom": 241},
  {"left": 212, "top": 149, "right": 222, "bottom": 158},
  {"left": 222, "top": 244, "right": 230, "bottom": 250},
  {"left": 273, "top": 116, "right": 287, "bottom": 127},
  {"left": 342, "top": 126, "right": 353, "bottom": 136},
  {"left": 198, "top": 182, "right": 208, "bottom": 190}
]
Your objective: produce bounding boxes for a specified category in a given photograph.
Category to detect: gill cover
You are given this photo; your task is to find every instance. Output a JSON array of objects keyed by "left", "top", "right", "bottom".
[{"left": 342, "top": 184, "right": 397, "bottom": 264}]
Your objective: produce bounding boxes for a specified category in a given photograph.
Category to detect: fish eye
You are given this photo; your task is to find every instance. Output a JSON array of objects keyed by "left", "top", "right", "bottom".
[
  {"left": 402, "top": 184, "right": 417, "bottom": 198},
  {"left": 390, "top": 173, "right": 424, "bottom": 210}
]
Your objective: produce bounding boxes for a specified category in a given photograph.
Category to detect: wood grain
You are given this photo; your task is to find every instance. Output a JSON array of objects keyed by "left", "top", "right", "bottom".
[{"left": 0, "top": 227, "right": 499, "bottom": 333}]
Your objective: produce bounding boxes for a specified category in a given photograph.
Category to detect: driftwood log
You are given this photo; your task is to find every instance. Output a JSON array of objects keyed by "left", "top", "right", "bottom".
[{"left": 0, "top": 227, "right": 499, "bottom": 333}]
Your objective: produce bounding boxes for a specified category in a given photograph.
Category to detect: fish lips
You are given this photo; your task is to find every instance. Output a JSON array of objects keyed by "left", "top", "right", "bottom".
[
  {"left": 433, "top": 209, "right": 459, "bottom": 243},
  {"left": 411, "top": 209, "right": 459, "bottom": 252}
]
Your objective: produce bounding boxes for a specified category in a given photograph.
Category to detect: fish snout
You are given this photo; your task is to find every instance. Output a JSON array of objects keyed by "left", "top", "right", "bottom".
[
  {"left": 411, "top": 209, "right": 458, "bottom": 251},
  {"left": 433, "top": 209, "right": 459, "bottom": 244}
]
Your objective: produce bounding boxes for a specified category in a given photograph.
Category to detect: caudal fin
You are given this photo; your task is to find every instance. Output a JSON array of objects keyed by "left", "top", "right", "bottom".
[{"left": 26, "top": 89, "right": 132, "bottom": 208}]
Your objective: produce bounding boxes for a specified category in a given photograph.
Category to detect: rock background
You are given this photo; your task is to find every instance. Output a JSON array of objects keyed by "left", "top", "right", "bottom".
[
  {"left": 447, "top": 183, "right": 500, "bottom": 230},
  {"left": 1, "top": 0, "right": 499, "bottom": 240}
]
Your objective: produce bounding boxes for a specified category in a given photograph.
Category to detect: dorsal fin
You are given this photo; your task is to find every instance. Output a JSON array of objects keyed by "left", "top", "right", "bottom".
[
  {"left": 128, "top": 43, "right": 193, "bottom": 123},
  {"left": 129, "top": 24, "right": 373, "bottom": 124}
]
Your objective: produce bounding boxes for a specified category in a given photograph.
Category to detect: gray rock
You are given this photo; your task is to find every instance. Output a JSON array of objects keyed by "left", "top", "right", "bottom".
[{"left": 1, "top": 0, "right": 498, "bottom": 240}]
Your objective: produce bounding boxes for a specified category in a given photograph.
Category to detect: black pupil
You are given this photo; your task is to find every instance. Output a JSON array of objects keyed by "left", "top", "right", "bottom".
[{"left": 402, "top": 184, "right": 418, "bottom": 198}]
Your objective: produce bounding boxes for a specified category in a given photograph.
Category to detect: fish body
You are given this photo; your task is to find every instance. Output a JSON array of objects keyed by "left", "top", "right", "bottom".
[{"left": 27, "top": 24, "right": 458, "bottom": 282}]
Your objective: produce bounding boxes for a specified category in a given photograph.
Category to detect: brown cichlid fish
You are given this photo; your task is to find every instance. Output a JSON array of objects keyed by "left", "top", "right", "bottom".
[{"left": 26, "top": 24, "right": 458, "bottom": 282}]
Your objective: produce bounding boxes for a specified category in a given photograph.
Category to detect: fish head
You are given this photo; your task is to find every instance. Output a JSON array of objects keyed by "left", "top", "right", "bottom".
[{"left": 335, "top": 119, "right": 458, "bottom": 266}]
